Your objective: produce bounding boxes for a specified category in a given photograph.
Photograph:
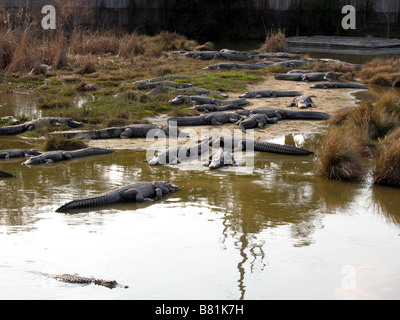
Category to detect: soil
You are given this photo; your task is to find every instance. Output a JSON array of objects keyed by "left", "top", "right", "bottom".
[{"left": 80, "top": 74, "right": 365, "bottom": 150}]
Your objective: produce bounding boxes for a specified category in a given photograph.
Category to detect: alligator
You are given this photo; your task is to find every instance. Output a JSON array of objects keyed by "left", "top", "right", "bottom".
[
  {"left": 170, "top": 95, "right": 249, "bottom": 107},
  {"left": 311, "top": 82, "right": 368, "bottom": 90},
  {"left": 289, "top": 95, "right": 317, "bottom": 109},
  {"left": 239, "top": 90, "right": 303, "bottom": 99},
  {"left": 272, "top": 60, "right": 313, "bottom": 68},
  {"left": 274, "top": 72, "right": 343, "bottom": 82},
  {"left": 56, "top": 181, "right": 179, "bottom": 213},
  {"left": 0, "top": 117, "right": 84, "bottom": 136},
  {"left": 0, "top": 149, "right": 42, "bottom": 160},
  {"left": 137, "top": 81, "right": 192, "bottom": 90},
  {"left": 74, "top": 124, "right": 186, "bottom": 140},
  {"left": 145, "top": 140, "right": 209, "bottom": 166},
  {"left": 287, "top": 69, "right": 312, "bottom": 74},
  {"left": 1, "top": 116, "right": 20, "bottom": 124},
  {"left": 32, "top": 271, "right": 129, "bottom": 289},
  {"left": 147, "top": 87, "right": 228, "bottom": 98},
  {"left": 236, "top": 108, "right": 331, "bottom": 121},
  {"left": 168, "top": 112, "right": 242, "bottom": 127},
  {"left": 22, "top": 148, "right": 114, "bottom": 166},
  {"left": 131, "top": 76, "right": 189, "bottom": 86},
  {"left": 236, "top": 114, "right": 279, "bottom": 132},
  {"left": 209, "top": 136, "right": 313, "bottom": 156},
  {"left": 0, "top": 170, "right": 15, "bottom": 178},
  {"left": 189, "top": 104, "right": 244, "bottom": 113},
  {"left": 204, "top": 62, "right": 271, "bottom": 71},
  {"left": 204, "top": 148, "right": 237, "bottom": 170}
]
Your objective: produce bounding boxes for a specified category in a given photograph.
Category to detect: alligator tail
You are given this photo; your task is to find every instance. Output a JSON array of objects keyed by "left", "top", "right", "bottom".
[
  {"left": 251, "top": 141, "right": 314, "bottom": 156},
  {"left": 283, "top": 111, "right": 331, "bottom": 121},
  {"left": 56, "top": 194, "right": 119, "bottom": 213},
  {"left": 168, "top": 117, "right": 206, "bottom": 127}
]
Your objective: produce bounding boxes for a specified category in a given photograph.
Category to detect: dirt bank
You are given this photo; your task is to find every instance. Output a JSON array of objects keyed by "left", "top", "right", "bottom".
[{"left": 85, "top": 74, "right": 363, "bottom": 150}]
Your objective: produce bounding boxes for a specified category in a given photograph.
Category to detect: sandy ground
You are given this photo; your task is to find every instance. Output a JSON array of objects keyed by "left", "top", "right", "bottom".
[{"left": 80, "top": 74, "right": 364, "bottom": 150}]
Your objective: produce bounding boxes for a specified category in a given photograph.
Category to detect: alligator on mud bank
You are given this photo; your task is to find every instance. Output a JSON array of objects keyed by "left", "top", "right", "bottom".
[
  {"left": 22, "top": 148, "right": 114, "bottom": 166},
  {"left": 0, "top": 118, "right": 83, "bottom": 136},
  {"left": 168, "top": 112, "right": 242, "bottom": 127},
  {"left": 0, "top": 149, "right": 42, "bottom": 159},
  {"left": 56, "top": 181, "right": 179, "bottom": 213}
]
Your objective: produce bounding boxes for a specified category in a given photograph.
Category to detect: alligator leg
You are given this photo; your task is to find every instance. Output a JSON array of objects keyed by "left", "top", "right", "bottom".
[
  {"left": 120, "top": 128, "right": 133, "bottom": 139},
  {"left": 122, "top": 189, "right": 146, "bottom": 202}
]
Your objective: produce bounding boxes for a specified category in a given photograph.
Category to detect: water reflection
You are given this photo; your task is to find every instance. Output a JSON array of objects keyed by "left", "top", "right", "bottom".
[{"left": 0, "top": 91, "right": 40, "bottom": 118}]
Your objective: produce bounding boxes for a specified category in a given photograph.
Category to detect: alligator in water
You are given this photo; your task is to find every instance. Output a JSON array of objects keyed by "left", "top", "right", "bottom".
[
  {"left": 189, "top": 104, "right": 244, "bottom": 113},
  {"left": 0, "top": 117, "right": 84, "bottom": 136},
  {"left": 22, "top": 148, "right": 114, "bottom": 166},
  {"left": 311, "top": 83, "right": 368, "bottom": 90},
  {"left": 236, "top": 114, "right": 278, "bottom": 132},
  {"left": 209, "top": 136, "right": 313, "bottom": 156},
  {"left": 237, "top": 108, "right": 331, "bottom": 121},
  {"left": 56, "top": 181, "right": 179, "bottom": 213},
  {"left": 289, "top": 95, "right": 317, "bottom": 109},
  {"left": 168, "top": 112, "right": 242, "bottom": 127},
  {"left": 147, "top": 87, "right": 228, "bottom": 98},
  {"left": 275, "top": 72, "right": 343, "bottom": 82},
  {"left": 239, "top": 90, "right": 303, "bottom": 99},
  {"left": 74, "top": 124, "right": 187, "bottom": 140},
  {"left": 0, "top": 149, "right": 42, "bottom": 159},
  {"left": 32, "top": 271, "right": 129, "bottom": 289},
  {"left": 145, "top": 140, "right": 210, "bottom": 165},
  {"left": 204, "top": 148, "right": 237, "bottom": 170},
  {"left": 169, "top": 95, "right": 249, "bottom": 107},
  {"left": 0, "top": 170, "right": 15, "bottom": 178}
]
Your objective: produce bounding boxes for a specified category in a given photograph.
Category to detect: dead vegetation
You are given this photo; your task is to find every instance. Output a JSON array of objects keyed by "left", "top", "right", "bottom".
[
  {"left": 260, "top": 29, "right": 290, "bottom": 53},
  {"left": 361, "top": 58, "right": 400, "bottom": 87}
]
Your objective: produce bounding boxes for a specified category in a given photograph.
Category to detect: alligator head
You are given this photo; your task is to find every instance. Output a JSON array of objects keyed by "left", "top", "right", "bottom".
[{"left": 152, "top": 181, "right": 179, "bottom": 195}]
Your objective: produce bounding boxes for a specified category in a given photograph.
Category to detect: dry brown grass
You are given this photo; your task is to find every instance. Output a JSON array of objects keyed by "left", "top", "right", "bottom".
[
  {"left": 260, "top": 29, "right": 290, "bottom": 53},
  {"left": 315, "top": 126, "right": 366, "bottom": 181},
  {"left": 361, "top": 58, "right": 400, "bottom": 87},
  {"left": 313, "top": 62, "right": 356, "bottom": 80},
  {"left": 373, "top": 127, "right": 400, "bottom": 187}
]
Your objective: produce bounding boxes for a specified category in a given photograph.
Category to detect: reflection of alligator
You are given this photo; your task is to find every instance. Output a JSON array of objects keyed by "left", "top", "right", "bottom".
[
  {"left": 168, "top": 112, "right": 241, "bottom": 127},
  {"left": 56, "top": 181, "right": 178, "bottom": 213},
  {"left": 0, "top": 118, "right": 84, "bottom": 136},
  {"left": 22, "top": 148, "right": 114, "bottom": 166},
  {"left": 204, "top": 148, "right": 237, "bottom": 170},
  {"left": 289, "top": 95, "right": 317, "bottom": 109},
  {"left": 239, "top": 90, "right": 303, "bottom": 99},
  {"left": 190, "top": 104, "right": 244, "bottom": 113},
  {"left": 311, "top": 83, "right": 368, "bottom": 90},
  {"left": 237, "top": 108, "right": 331, "bottom": 121},
  {"left": 170, "top": 95, "right": 249, "bottom": 106},
  {"left": 145, "top": 140, "right": 209, "bottom": 165},
  {"left": 236, "top": 114, "right": 278, "bottom": 132},
  {"left": 275, "top": 72, "right": 343, "bottom": 82},
  {"left": 0, "top": 170, "right": 15, "bottom": 178},
  {"left": 75, "top": 124, "right": 186, "bottom": 140},
  {"left": 210, "top": 136, "right": 313, "bottom": 156},
  {"left": 33, "top": 272, "right": 129, "bottom": 289},
  {"left": 0, "top": 149, "right": 42, "bottom": 159},
  {"left": 148, "top": 87, "right": 228, "bottom": 98}
]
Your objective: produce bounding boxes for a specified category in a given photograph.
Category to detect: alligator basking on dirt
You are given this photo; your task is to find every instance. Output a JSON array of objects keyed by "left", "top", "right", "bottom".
[
  {"left": 75, "top": 124, "right": 187, "bottom": 140},
  {"left": 209, "top": 136, "right": 313, "bottom": 156},
  {"left": 56, "top": 181, "right": 179, "bottom": 213},
  {"left": 0, "top": 170, "right": 15, "bottom": 178},
  {"left": 204, "top": 62, "right": 272, "bottom": 70},
  {"left": 145, "top": 140, "right": 210, "bottom": 166},
  {"left": 170, "top": 95, "right": 249, "bottom": 107},
  {"left": 288, "top": 95, "right": 317, "bottom": 109},
  {"left": 237, "top": 108, "right": 331, "bottom": 121},
  {"left": 147, "top": 87, "right": 228, "bottom": 98},
  {"left": 189, "top": 104, "right": 244, "bottom": 113},
  {"left": 137, "top": 81, "right": 192, "bottom": 90},
  {"left": 0, "top": 117, "right": 84, "bottom": 136},
  {"left": 168, "top": 112, "right": 242, "bottom": 127},
  {"left": 0, "top": 149, "right": 42, "bottom": 159},
  {"left": 131, "top": 76, "right": 189, "bottom": 86},
  {"left": 239, "top": 90, "right": 303, "bottom": 99},
  {"left": 204, "top": 148, "right": 237, "bottom": 170},
  {"left": 32, "top": 271, "right": 129, "bottom": 289},
  {"left": 236, "top": 114, "right": 278, "bottom": 132},
  {"left": 22, "top": 148, "right": 114, "bottom": 166},
  {"left": 310, "top": 82, "right": 368, "bottom": 90},
  {"left": 275, "top": 72, "right": 343, "bottom": 82}
]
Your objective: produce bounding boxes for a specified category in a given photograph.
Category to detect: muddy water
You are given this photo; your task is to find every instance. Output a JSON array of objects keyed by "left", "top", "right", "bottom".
[{"left": 1, "top": 131, "right": 400, "bottom": 300}]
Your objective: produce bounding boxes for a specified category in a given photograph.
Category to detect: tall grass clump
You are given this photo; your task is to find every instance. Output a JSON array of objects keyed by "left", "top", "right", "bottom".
[
  {"left": 315, "top": 127, "right": 366, "bottom": 181},
  {"left": 259, "top": 29, "right": 290, "bottom": 53},
  {"left": 361, "top": 58, "right": 400, "bottom": 87}
]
